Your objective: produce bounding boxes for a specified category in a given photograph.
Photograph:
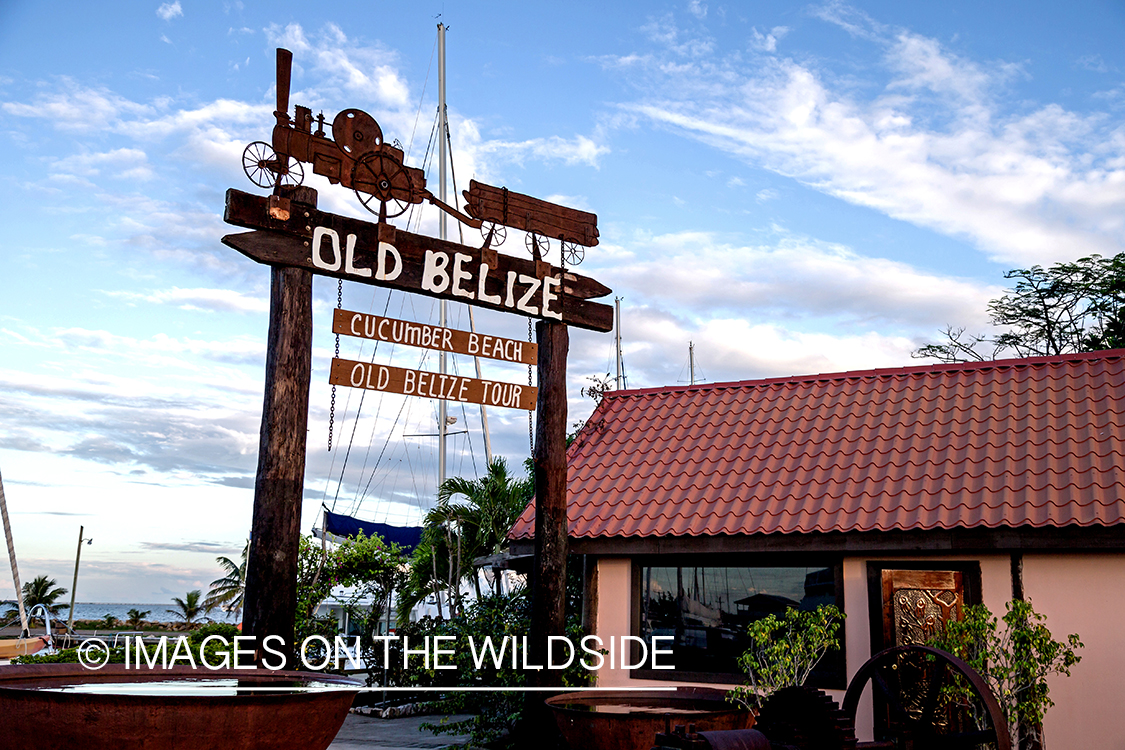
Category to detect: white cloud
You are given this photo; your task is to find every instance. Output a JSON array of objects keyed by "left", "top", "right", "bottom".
[
  {"left": 603, "top": 229, "right": 998, "bottom": 330},
  {"left": 615, "top": 6, "right": 1125, "bottom": 265},
  {"left": 750, "top": 26, "right": 789, "bottom": 53},
  {"left": 157, "top": 2, "right": 182, "bottom": 21},
  {"left": 105, "top": 287, "right": 268, "bottom": 314}
]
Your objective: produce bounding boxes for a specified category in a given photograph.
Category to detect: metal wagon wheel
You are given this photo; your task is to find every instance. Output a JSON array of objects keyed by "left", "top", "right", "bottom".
[
  {"left": 525, "top": 232, "right": 549, "bottom": 258},
  {"left": 242, "top": 141, "right": 304, "bottom": 189},
  {"left": 842, "top": 644, "right": 1010, "bottom": 750},
  {"left": 352, "top": 152, "right": 413, "bottom": 220},
  {"left": 562, "top": 240, "right": 585, "bottom": 266},
  {"left": 480, "top": 220, "right": 507, "bottom": 247}
]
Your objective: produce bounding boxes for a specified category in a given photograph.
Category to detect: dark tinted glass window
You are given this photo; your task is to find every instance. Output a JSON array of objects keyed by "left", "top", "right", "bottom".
[{"left": 638, "top": 564, "right": 843, "bottom": 686}]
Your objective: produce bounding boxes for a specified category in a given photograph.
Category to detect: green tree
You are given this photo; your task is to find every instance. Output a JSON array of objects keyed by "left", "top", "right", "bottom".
[
  {"left": 203, "top": 540, "right": 248, "bottom": 617},
  {"left": 928, "top": 600, "right": 1082, "bottom": 750},
  {"left": 166, "top": 590, "right": 209, "bottom": 628},
  {"left": 125, "top": 608, "right": 150, "bottom": 629},
  {"left": 399, "top": 458, "right": 533, "bottom": 618},
  {"left": 294, "top": 531, "right": 407, "bottom": 652},
  {"left": 914, "top": 253, "right": 1125, "bottom": 363},
  {"left": 728, "top": 605, "right": 846, "bottom": 712},
  {"left": 4, "top": 575, "right": 69, "bottom": 623}
]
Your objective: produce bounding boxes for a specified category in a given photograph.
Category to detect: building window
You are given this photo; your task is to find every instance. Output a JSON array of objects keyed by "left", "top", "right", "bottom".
[{"left": 634, "top": 561, "right": 845, "bottom": 687}]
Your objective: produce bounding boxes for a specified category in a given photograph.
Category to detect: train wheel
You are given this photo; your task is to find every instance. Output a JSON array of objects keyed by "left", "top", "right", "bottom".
[
  {"left": 242, "top": 141, "right": 304, "bottom": 189},
  {"left": 353, "top": 152, "right": 413, "bottom": 219}
]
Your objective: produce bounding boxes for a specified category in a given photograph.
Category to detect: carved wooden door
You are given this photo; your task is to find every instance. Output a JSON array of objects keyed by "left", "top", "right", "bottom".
[
  {"left": 875, "top": 569, "right": 969, "bottom": 738},
  {"left": 881, "top": 569, "right": 964, "bottom": 648}
]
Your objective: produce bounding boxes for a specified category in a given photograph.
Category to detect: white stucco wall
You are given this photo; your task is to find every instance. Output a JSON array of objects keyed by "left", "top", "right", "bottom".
[
  {"left": 1022, "top": 553, "right": 1125, "bottom": 750},
  {"left": 590, "top": 552, "right": 1124, "bottom": 747}
]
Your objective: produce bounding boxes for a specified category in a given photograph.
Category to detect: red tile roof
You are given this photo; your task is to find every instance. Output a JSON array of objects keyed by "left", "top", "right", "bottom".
[{"left": 510, "top": 350, "right": 1125, "bottom": 540}]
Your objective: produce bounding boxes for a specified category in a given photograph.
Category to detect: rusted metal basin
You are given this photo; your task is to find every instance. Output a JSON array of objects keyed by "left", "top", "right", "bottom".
[
  {"left": 546, "top": 687, "right": 753, "bottom": 750},
  {"left": 0, "top": 663, "right": 360, "bottom": 750}
]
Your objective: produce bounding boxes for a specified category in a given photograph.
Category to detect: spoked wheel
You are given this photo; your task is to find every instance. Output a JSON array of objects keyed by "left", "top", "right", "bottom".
[
  {"left": 242, "top": 141, "right": 304, "bottom": 189},
  {"left": 353, "top": 152, "right": 414, "bottom": 219},
  {"left": 480, "top": 220, "right": 507, "bottom": 247},
  {"left": 562, "top": 240, "right": 585, "bottom": 266},
  {"left": 842, "top": 645, "right": 1010, "bottom": 750},
  {"left": 525, "top": 232, "right": 549, "bottom": 259}
]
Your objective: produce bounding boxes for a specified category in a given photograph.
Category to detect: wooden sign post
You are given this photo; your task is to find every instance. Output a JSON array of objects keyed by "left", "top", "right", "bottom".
[
  {"left": 240, "top": 186, "right": 315, "bottom": 668},
  {"left": 226, "top": 48, "right": 611, "bottom": 679}
]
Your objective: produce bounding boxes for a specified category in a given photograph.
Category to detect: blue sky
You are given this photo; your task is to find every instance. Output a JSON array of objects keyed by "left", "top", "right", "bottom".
[{"left": 2, "top": 1, "right": 1125, "bottom": 603}]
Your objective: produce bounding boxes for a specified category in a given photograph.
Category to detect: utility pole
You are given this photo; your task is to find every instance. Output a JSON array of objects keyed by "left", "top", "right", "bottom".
[
  {"left": 689, "top": 341, "right": 696, "bottom": 386},
  {"left": 66, "top": 526, "right": 91, "bottom": 633}
]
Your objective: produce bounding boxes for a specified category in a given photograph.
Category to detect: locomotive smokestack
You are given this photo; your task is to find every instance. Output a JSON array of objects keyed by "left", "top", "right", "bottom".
[{"left": 275, "top": 48, "right": 292, "bottom": 125}]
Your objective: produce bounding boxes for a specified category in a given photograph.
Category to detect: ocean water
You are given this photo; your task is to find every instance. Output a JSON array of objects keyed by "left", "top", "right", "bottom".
[{"left": 59, "top": 603, "right": 240, "bottom": 624}]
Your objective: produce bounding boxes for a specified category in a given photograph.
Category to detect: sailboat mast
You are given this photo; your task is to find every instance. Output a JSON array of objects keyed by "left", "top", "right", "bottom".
[
  {"left": 437, "top": 22, "right": 448, "bottom": 491},
  {"left": 0, "top": 467, "right": 28, "bottom": 634},
  {"left": 615, "top": 297, "right": 624, "bottom": 390}
]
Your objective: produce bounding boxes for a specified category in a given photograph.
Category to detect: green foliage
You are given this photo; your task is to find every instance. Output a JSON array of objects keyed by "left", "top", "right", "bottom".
[
  {"left": 401, "top": 587, "right": 592, "bottom": 747},
  {"left": 166, "top": 590, "right": 209, "bottom": 628},
  {"left": 295, "top": 531, "right": 407, "bottom": 651},
  {"left": 4, "top": 575, "right": 69, "bottom": 622},
  {"left": 398, "top": 458, "right": 533, "bottom": 619},
  {"left": 204, "top": 540, "right": 248, "bottom": 617},
  {"left": 126, "top": 608, "right": 151, "bottom": 629},
  {"left": 100, "top": 614, "right": 119, "bottom": 629},
  {"left": 915, "top": 252, "right": 1125, "bottom": 362},
  {"left": 728, "top": 605, "right": 845, "bottom": 711},
  {"left": 928, "top": 599, "right": 1082, "bottom": 748}
]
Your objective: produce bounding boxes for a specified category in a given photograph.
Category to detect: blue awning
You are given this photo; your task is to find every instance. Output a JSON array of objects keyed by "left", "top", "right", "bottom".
[{"left": 322, "top": 509, "right": 424, "bottom": 551}]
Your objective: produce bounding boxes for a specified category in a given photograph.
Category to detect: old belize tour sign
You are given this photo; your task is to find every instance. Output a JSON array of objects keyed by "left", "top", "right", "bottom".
[{"left": 225, "top": 46, "right": 611, "bottom": 675}]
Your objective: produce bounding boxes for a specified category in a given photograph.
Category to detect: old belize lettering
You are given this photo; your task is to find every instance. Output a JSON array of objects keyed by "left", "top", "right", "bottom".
[
  {"left": 225, "top": 46, "right": 610, "bottom": 681},
  {"left": 330, "top": 359, "right": 537, "bottom": 411}
]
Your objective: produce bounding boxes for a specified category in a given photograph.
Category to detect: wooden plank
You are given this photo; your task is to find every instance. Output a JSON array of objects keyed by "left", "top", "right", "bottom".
[
  {"left": 464, "top": 179, "right": 600, "bottom": 246},
  {"left": 330, "top": 357, "right": 537, "bottom": 411},
  {"left": 223, "top": 189, "right": 613, "bottom": 332},
  {"left": 332, "top": 308, "right": 537, "bottom": 365}
]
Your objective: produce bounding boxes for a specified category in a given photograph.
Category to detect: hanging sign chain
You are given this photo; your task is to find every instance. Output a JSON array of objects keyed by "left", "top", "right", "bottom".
[
  {"left": 328, "top": 279, "right": 343, "bottom": 450},
  {"left": 527, "top": 317, "right": 534, "bottom": 453}
]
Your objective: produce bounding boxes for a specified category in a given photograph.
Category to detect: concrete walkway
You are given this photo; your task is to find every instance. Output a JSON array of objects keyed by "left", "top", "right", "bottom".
[{"left": 329, "top": 712, "right": 474, "bottom": 750}]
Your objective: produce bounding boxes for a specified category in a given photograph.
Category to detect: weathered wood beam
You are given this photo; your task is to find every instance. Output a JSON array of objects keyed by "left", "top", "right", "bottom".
[
  {"left": 241, "top": 187, "right": 315, "bottom": 669},
  {"left": 529, "top": 320, "right": 569, "bottom": 687}
]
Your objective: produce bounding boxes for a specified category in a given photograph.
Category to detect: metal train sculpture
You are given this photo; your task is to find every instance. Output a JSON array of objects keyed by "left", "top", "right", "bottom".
[{"left": 242, "top": 49, "right": 598, "bottom": 265}]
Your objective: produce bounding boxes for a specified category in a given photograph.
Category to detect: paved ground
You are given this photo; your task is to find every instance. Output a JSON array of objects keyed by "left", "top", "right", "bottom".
[{"left": 329, "top": 713, "right": 474, "bottom": 750}]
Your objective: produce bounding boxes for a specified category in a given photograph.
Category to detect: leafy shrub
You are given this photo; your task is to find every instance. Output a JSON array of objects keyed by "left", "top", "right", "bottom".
[
  {"left": 928, "top": 599, "right": 1082, "bottom": 748},
  {"left": 728, "top": 604, "right": 845, "bottom": 711}
]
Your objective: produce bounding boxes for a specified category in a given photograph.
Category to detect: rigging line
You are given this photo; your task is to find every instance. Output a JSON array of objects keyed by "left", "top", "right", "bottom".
[
  {"left": 331, "top": 299, "right": 384, "bottom": 512},
  {"left": 352, "top": 332, "right": 432, "bottom": 514},
  {"left": 408, "top": 108, "right": 441, "bottom": 235},
  {"left": 345, "top": 288, "right": 396, "bottom": 516},
  {"left": 405, "top": 30, "right": 439, "bottom": 164}
]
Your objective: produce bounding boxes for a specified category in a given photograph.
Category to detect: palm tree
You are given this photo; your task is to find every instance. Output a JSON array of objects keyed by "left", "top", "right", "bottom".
[
  {"left": 203, "top": 540, "right": 248, "bottom": 618},
  {"left": 166, "top": 590, "right": 209, "bottom": 628},
  {"left": 435, "top": 458, "right": 534, "bottom": 601},
  {"left": 5, "top": 575, "right": 69, "bottom": 623},
  {"left": 126, "top": 608, "right": 150, "bottom": 629}
]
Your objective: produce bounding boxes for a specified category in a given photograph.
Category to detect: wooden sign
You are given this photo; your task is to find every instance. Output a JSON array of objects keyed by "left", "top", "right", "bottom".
[
  {"left": 223, "top": 189, "right": 613, "bottom": 332},
  {"left": 333, "top": 309, "right": 537, "bottom": 365},
  {"left": 463, "top": 179, "right": 599, "bottom": 246},
  {"left": 330, "top": 357, "right": 537, "bottom": 411}
]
